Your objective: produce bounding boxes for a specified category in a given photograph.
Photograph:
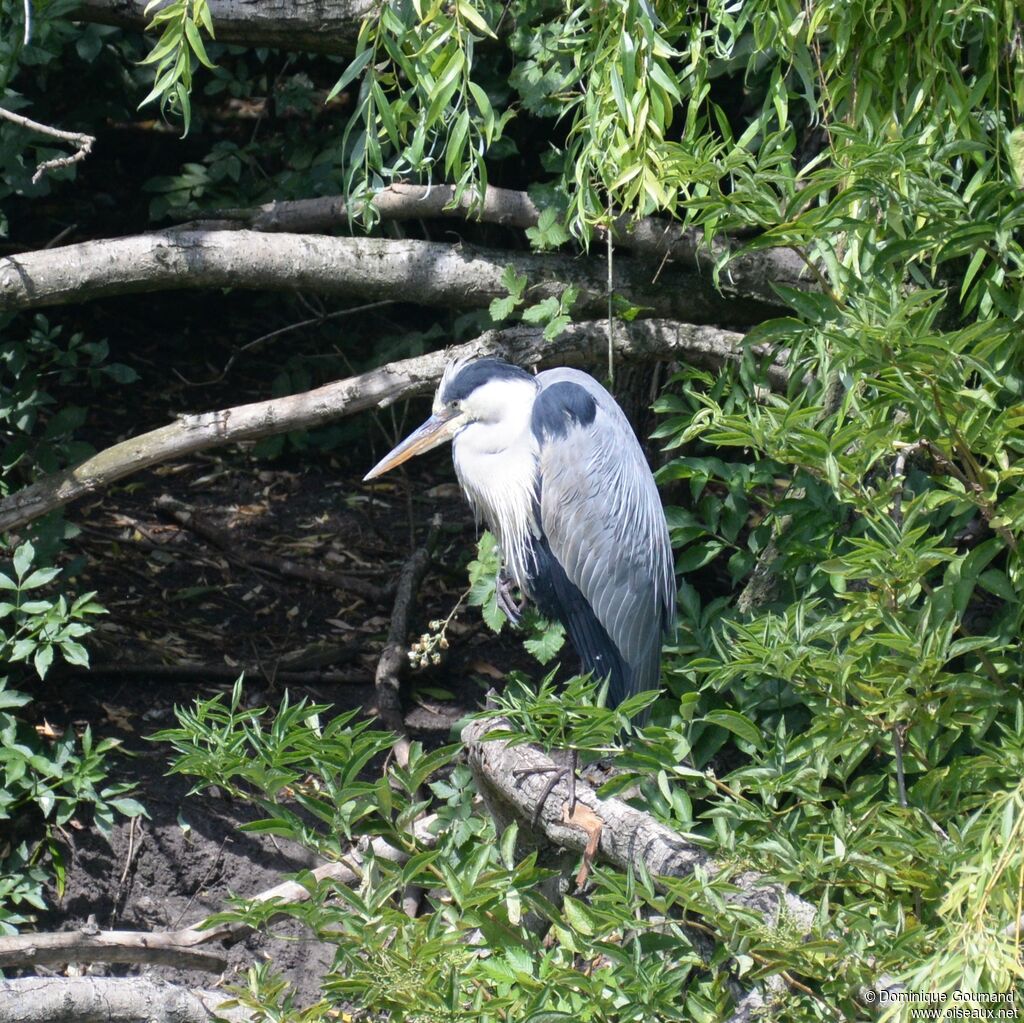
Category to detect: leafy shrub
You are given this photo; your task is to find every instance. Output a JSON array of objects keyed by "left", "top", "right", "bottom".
[
  {"left": 155, "top": 681, "right": 753, "bottom": 1021},
  {"left": 0, "top": 543, "right": 145, "bottom": 935}
]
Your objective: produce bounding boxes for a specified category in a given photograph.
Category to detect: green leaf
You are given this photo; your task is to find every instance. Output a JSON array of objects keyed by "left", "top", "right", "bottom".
[
  {"left": 0, "top": 687, "right": 31, "bottom": 710},
  {"left": 184, "top": 18, "right": 216, "bottom": 70},
  {"left": 562, "top": 896, "right": 598, "bottom": 936},
  {"left": 327, "top": 48, "right": 374, "bottom": 102},
  {"left": 704, "top": 710, "right": 762, "bottom": 749},
  {"left": 13, "top": 542, "right": 34, "bottom": 581},
  {"left": 108, "top": 798, "right": 148, "bottom": 818},
  {"left": 33, "top": 645, "right": 54, "bottom": 680},
  {"left": 524, "top": 620, "right": 565, "bottom": 664},
  {"left": 457, "top": 0, "right": 496, "bottom": 39}
]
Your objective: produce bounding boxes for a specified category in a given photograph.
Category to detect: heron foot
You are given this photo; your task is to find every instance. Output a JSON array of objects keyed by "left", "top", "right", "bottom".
[
  {"left": 496, "top": 571, "right": 526, "bottom": 626},
  {"left": 513, "top": 750, "right": 579, "bottom": 826}
]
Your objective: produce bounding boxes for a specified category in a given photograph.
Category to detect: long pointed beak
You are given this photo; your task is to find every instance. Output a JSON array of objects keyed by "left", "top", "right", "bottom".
[{"left": 363, "top": 409, "right": 464, "bottom": 481}]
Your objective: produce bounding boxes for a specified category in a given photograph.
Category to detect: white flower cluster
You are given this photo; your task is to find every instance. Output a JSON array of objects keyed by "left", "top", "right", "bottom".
[{"left": 407, "top": 619, "right": 450, "bottom": 669}]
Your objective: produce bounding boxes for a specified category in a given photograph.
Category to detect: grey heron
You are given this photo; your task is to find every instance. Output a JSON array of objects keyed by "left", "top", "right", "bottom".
[{"left": 364, "top": 357, "right": 675, "bottom": 708}]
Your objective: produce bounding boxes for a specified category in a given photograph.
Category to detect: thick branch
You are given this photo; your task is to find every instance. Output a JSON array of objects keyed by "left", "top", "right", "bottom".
[
  {"left": 0, "top": 978, "right": 253, "bottom": 1023},
  {"left": 0, "top": 230, "right": 765, "bottom": 325},
  {"left": 202, "top": 183, "right": 811, "bottom": 308},
  {"left": 0, "top": 318, "right": 777, "bottom": 534},
  {"left": 462, "top": 715, "right": 817, "bottom": 932},
  {"left": 73, "top": 0, "right": 373, "bottom": 55}
]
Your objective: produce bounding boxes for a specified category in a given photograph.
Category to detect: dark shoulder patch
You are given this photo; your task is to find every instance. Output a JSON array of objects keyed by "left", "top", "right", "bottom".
[
  {"left": 531, "top": 381, "right": 598, "bottom": 441},
  {"left": 442, "top": 359, "right": 534, "bottom": 403}
]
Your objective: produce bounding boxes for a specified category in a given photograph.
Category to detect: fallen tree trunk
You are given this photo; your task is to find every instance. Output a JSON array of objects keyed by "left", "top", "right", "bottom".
[
  {"left": 194, "top": 183, "right": 812, "bottom": 310},
  {"left": 0, "top": 318, "right": 777, "bottom": 534},
  {"left": 462, "top": 714, "right": 817, "bottom": 932},
  {"left": 0, "top": 230, "right": 767, "bottom": 326},
  {"left": 0, "top": 977, "right": 254, "bottom": 1023},
  {"left": 73, "top": 0, "right": 373, "bottom": 55}
]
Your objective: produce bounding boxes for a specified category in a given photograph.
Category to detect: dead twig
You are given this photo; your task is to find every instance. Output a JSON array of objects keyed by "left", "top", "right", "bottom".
[
  {"left": 172, "top": 299, "right": 396, "bottom": 387},
  {"left": 373, "top": 517, "right": 442, "bottom": 767},
  {"left": 0, "top": 105, "right": 95, "bottom": 184}
]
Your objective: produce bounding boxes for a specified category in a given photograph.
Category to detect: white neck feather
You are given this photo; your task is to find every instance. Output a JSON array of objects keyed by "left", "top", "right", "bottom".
[{"left": 452, "top": 388, "right": 539, "bottom": 589}]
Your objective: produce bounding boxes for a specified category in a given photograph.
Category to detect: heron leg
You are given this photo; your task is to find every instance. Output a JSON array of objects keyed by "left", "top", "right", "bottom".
[{"left": 496, "top": 569, "right": 525, "bottom": 626}]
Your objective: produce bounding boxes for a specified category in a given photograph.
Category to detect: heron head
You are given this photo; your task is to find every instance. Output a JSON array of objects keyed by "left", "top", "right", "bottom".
[{"left": 363, "top": 357, "right": 536, "bottom": 480}]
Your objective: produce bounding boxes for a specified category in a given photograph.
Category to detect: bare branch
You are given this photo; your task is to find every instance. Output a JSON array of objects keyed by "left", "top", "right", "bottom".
[
  {"left": 0, "top": 106, "right": 95, "bottom": 184},
  {"left": 0, "top": 229, "right": 766, "bottom": 325},
  {"left": 189, "top": 183, "right": 812, "bottom": 308},
  {"left": 0, "top": 318, "right": 778, "bottom": 534},
  {"left": 373, "top": 520, "right": 440, "bottom": 766}
]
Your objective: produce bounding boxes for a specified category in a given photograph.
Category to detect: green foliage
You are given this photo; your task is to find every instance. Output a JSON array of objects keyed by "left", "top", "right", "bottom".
[
  {"left": 467, "top": 531, "right": 565, "bottom": 663},
  {"left": 154, "top": 678, "right": 407, "bottom": 856},
  {"left": 157, "top": 683, "right": 740, "bottom": 1021},
  {"left": 0, "top": 541, "right": 102, "bottom": 677},
  {"left": 521, "top": 286, "right": 578, "bottom": 343},
  {"left": 0, "top": 314, "right": 138, "bottom": 489},
  {"left": 0, "top": 544, "right": 143, "bottom": 935},
  {"left": 487, "top": 671, "right": 657, "bottom": 758},
  {"left": 338, "top": 0, "right": 513, "bottom": 212},
  {"left": 488, "top": 267, "right": 528, "bottom": 323}
]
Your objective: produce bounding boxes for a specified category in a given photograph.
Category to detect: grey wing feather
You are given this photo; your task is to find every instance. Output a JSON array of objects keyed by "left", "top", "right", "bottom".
[{"left": 534, "top": 368, "right": 675, "bottom": 699}]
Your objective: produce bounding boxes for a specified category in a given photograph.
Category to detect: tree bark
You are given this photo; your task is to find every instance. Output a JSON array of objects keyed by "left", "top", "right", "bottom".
[
  {"left": 0, "top": 230, "right": 768, "bottom": 326},
  {"left": 192, "top": 183, "right": 811, "bottom": 310},
  {"left": 0, "top": 318, "right": 778, "bottom": 534},
  {"left": 72, "top": 0, "right": 373, "bottom": 55},
  {"left": 0, "top": 977, "right": 254, "bottom": 1023}
]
